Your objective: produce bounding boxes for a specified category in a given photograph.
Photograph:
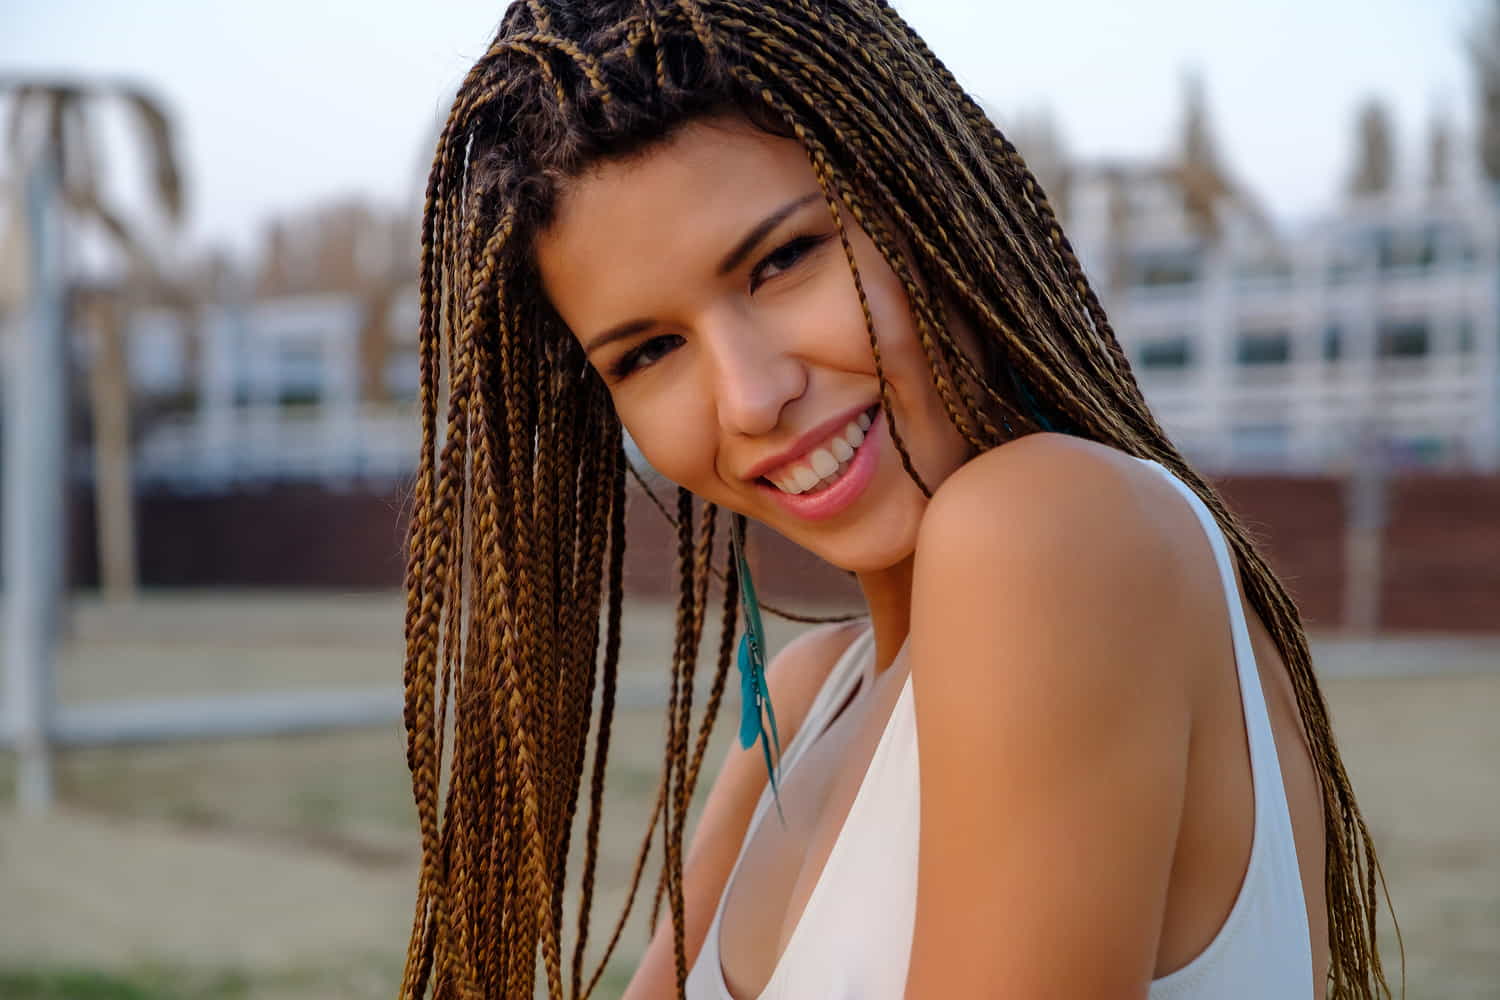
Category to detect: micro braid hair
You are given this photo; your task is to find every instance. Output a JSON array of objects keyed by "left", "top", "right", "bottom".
[{"left": 400, "top": 2, "right": 1394, "bottom": 997}]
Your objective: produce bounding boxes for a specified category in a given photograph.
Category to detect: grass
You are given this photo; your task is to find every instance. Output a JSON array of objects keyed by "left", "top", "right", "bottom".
[
  {"left": 2, "top": 593, "right": 1498, "bottom": 998},
  {"left": 0, "top": 966, "right": 250, "bottom": 1000},
  {"left": 0, "top": 956, "right": 408, "bottom": 1000}
]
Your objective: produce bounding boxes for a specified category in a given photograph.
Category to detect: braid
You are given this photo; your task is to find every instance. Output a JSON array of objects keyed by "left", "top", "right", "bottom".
[
  {"left": 571, "top": 432, "right": 627, "bottom": 998},
  {"left": 400, "top": 2, "right": 1394, "bottom": 997}
]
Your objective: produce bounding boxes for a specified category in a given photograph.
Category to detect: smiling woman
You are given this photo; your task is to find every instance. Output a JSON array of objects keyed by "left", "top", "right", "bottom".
[{"left": 397, "top": 3, "right": 1393, "bottom": 999}]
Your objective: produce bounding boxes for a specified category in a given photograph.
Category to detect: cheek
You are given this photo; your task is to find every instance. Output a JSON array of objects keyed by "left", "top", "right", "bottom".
[
  {"left": 844, "top": 232, "right": 926, "bottom": 368},
  {"left": 862, "top": 271, "right": 938, "bottom": 405},
  {"left": 614, "top": 389, "right": 719, "bottom": 493}
]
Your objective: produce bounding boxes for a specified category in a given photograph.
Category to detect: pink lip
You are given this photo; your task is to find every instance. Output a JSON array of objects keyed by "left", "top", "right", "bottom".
[
  {"left": 754, "top": 409, "right": 884, "bottom": 522},
  {"left": 742, "top": 402, "right": 879, "bottom": 483}
]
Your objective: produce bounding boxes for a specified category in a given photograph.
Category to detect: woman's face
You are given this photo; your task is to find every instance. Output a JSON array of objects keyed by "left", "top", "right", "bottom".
[{"left": 536, "top": 114, "right": 975, "bottom": 574}]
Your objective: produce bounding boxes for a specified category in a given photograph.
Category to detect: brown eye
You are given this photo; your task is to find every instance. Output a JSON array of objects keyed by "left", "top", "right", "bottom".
[
  {"left": 749, "top": 234, "right": 829, "bottom": 291},
  {"left": 608, "top": 334, "right": 683, "bottom": 379}
]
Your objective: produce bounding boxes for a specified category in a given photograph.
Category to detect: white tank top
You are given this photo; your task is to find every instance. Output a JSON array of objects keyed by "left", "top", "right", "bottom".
[{"left": 684, "top": 456, "right": 1314, "bottom": 999}]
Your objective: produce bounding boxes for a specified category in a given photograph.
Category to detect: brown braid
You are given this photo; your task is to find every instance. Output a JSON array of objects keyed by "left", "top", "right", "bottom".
[{"left": 400, "top": 2, "right": 1394, "bottom": 997}]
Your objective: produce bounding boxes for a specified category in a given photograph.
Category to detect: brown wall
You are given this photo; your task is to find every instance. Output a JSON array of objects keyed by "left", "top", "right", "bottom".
[
  {"left": 1215, "top": 476, "right": 1346, "bottom": 629},
  {"left": 66, "top": 472, "right": 1499, "bottom": 632},
  {"left": 1381, "top": 476, "right": 1500, "bottom": 631}
]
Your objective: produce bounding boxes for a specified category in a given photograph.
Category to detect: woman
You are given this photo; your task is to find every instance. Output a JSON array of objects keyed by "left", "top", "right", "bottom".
[{"left": 398, "top": 2, "right": 1393, "bottom": 997}]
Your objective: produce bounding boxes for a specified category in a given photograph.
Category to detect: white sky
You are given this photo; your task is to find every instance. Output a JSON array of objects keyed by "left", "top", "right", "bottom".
[{"left": 1, "top": 0, "right": 1480, "bottom": 260}]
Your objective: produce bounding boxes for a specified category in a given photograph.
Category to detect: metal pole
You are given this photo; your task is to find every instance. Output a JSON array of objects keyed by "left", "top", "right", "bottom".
[
  {"left": 4, "top": 146, "right": 67, "bottom": 813},
  {"left": 1343, "top": 425, "right": 1387, "bottom": 633}
]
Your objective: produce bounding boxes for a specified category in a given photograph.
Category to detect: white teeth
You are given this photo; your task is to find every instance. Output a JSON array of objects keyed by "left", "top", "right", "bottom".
[{"left": 766, "top": 409, "right": 877, "bottom": 495}]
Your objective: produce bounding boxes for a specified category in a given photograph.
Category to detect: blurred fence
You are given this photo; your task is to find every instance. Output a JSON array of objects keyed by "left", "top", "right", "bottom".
[{"left": 49, "top": 474, "right": 1500, "bottom": 632}]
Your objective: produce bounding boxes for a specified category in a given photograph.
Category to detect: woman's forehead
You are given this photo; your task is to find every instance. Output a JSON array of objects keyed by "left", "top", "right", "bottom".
[
  {"left": 545, "top": 115, "right": 811, "bottom": 243},
  {"left": 534, "top": 116, "right": 823, "bottom": 323}
]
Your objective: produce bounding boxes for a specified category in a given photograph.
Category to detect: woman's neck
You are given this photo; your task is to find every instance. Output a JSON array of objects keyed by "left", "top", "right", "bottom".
[{"left": 856, "top": 555, "right": 915, "bottom": 676}]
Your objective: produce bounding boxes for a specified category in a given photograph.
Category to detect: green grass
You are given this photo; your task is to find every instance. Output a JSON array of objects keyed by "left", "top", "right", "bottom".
[
  {"left": 0, "top": 959, "right": 411, "bottom": 1000},
  {"left": 0, "top": 966, "right": 249, "bottom": 1000}
]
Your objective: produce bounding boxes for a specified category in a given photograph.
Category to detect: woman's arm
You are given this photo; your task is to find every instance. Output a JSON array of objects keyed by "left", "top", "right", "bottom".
[
  {"left": 903, "top": 440, "right": 1194, "bottom": 999},
  {"left": 621, "top": 619, "right": 866, "bottom": 1000}
]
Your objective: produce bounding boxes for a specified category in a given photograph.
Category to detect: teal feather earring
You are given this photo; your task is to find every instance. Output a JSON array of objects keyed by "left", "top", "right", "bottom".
[
  {"left": 731, "top": 514, "right": 784, "bottom": 821},
  {"left": 1004, "top": 357, "right": 1056, "bottom": 433}
]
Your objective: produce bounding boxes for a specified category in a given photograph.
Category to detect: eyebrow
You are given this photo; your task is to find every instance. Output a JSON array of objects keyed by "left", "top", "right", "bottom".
[
  {"left": 715, "top": 191, "right": 822, "bottom": 277},
  {"left": 581, "top": 191, "right": 824, "bottom": 356}
]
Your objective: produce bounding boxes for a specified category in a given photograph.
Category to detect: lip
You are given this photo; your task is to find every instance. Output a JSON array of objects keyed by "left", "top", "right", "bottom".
[
  {"left": 753, "top": 408, "right": 884, "bottom": 522},
  {"left": 742, "top": 401, "right": 879, "bottom": 483}
]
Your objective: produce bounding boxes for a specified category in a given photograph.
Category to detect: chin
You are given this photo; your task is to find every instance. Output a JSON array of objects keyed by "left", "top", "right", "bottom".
[{"left": 793, "top": 512, "right": 922, "bottom": 577}]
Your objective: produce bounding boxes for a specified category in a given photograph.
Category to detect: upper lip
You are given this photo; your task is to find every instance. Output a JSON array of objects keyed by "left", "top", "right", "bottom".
[{"left": 742, "top": 402, "right": 877, "bottom": 482}]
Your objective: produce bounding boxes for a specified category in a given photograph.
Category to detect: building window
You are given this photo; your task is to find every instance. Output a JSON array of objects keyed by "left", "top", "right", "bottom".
[
  {"left": 1230, "top": 423, "right": 1289, "bottom": 467},
  {"left": 1377, "top": 320, "right": 1429, "bottom": 359},
  {"left": 1235, "top": 254, "right": 1292, "bottom": 289},
  {"left": 383, "top": 352, "right": 420, "bottom": 402},
  {"left": 277, "top": 341, "right": 324, "bottom": 406},
  {"left": 1322, "top": 325, "right": 1343, "bottom": 362},
  {"left": 1327, "top": 228, "right": 1376, "bottom": 283},
  {"left": 1457, "top": 318, "right": 1476, "bottom": 354},
  {"left": 1130, "top": 249, "right": 1200, "bottom": 288},
  {"left": 1138, "top": 336, "right": 1193, "bottom": 370},
  {"left": 1236, "top": 330, "right": 1291, "bottom": 365}
]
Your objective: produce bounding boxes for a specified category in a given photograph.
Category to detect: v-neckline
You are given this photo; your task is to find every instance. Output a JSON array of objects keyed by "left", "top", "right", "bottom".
[{"left": 715, "top": 637, "right": 913, "bottom": 999}]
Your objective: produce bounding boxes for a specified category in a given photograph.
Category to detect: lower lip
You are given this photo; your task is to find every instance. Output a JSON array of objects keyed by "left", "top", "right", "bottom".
[{"left": 754, "top": 410, "right": 884, "bottom": 522}]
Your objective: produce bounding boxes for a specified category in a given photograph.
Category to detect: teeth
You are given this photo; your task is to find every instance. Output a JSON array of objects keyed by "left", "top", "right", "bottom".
[{"left": 767, "top": 410, "right": 875, "bottom": 495}]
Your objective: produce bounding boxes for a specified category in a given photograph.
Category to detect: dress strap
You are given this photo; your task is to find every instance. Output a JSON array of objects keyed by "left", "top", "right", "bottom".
[
  {"left": 1133, "top": 458, "right": 1292, "bottom": 844},
  {"left": 779, "top": 624, "right": 876, "bottom": 775}
]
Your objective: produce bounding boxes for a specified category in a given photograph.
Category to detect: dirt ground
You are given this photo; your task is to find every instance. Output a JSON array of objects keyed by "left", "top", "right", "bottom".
[{"left": 1, "top": 592, "right": 1496, "bottom": 998}]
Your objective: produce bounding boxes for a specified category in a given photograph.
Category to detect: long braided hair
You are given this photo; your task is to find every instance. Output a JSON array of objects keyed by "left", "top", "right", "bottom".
[{"left": 399, "top": 2, "right": 1393, "bottom": 997}]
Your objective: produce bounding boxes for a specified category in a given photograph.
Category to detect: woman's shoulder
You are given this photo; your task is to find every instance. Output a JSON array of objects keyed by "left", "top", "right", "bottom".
[
  {"left": 899, "top": 435, "right": 1216, "bottom": 994},
  {"left": 762, "top": 616, "right": 870, "bottom": 746},
  {"left": 910, "top": 430, "right": 1200, "bottom": 726},
  {"left": 918, "top": 432, "right": 1182, "bottom": 573}
]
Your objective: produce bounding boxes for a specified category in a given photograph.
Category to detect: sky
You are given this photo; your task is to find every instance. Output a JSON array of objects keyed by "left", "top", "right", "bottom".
[{"left": 1, "top": 0, "right": 1481, "bottom": 261}]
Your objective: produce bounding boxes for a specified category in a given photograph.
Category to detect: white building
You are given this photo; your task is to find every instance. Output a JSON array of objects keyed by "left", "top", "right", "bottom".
[
  {"left": 95, "top": 171, "right": 1500, "bottom": 486},
  {"left": 1069, "top": 166, "right": 1500, "bottom": 474},
  {"left": 124, "top": 289, "right": 420, "bottom": 489}
]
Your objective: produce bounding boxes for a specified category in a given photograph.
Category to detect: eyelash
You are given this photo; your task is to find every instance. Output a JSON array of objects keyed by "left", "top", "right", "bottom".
[
  {"left": 748, "top": 233, "right": 828, "bottom": 291},
  {"left": 606, "top": 233, "right": 831, "bottom": 380}
]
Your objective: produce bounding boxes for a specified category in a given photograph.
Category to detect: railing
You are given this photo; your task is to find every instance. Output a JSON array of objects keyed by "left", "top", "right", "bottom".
[{"left": 134, "top": 402, "right": 421, "bottom": 488}]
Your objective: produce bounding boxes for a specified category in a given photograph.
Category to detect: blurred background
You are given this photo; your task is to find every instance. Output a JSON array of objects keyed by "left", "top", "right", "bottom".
[{"left": 1, "top": 0, "right": 1497, "bottom": 997}]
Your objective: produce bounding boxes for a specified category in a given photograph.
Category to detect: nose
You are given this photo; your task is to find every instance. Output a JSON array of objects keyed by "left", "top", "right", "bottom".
[{"left": 702, "top": 305, "right": 806, "bottom": 438}]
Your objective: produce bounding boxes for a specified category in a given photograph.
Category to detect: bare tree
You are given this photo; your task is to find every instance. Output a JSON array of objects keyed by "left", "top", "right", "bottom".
[
  {"left": 1469, "top": 0, "right": 1500, "bottom": 185},
  {"left": 1426, "top": 112, "right": 1454, "bottom": 193},
  {"left": 1347, "top": 98, "right": 1396, "bottom": 198},
  {"left": 1165, "top": 72, "right": 1275, "bottom": 242},
  {"left": 254, "top": 198, "right": 417, "bottom": 408},
  {"left": 2, "top": 78, "right": 187, "bottom": 602},
  {"left": 0, "top": 180, "right": 25, "bottom": 313},
  {"left": 1004, "top": 107, "right": 1072, "bottom": 221}
]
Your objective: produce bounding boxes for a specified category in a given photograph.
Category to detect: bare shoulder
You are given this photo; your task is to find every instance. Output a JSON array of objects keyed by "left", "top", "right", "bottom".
[
  {"left": 621, "top": 616, "right": 865, "bottom": 999},
  {"left": 682, "top": 615, "right": 865, "bottom": 856},
  {"left": 918, "top": 431, "right": 1180, "bottom": 584},
  {"left": 761, "top": 616, "right": 869, "bottom": 745},
  {"left": 909, "top": 429, "right": 1196, "bottom": 753},
  {"left": 903, "top": 434, "right": 1200, "bottom": 994}
]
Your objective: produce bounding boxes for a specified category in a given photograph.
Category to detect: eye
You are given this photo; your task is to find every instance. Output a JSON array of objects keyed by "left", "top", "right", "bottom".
[
  {"left": 749, "top": 234, "right": 830, "bottom": 292},
  {"left": 607, "top": 333, "right": 684, "bottom": 379}
]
